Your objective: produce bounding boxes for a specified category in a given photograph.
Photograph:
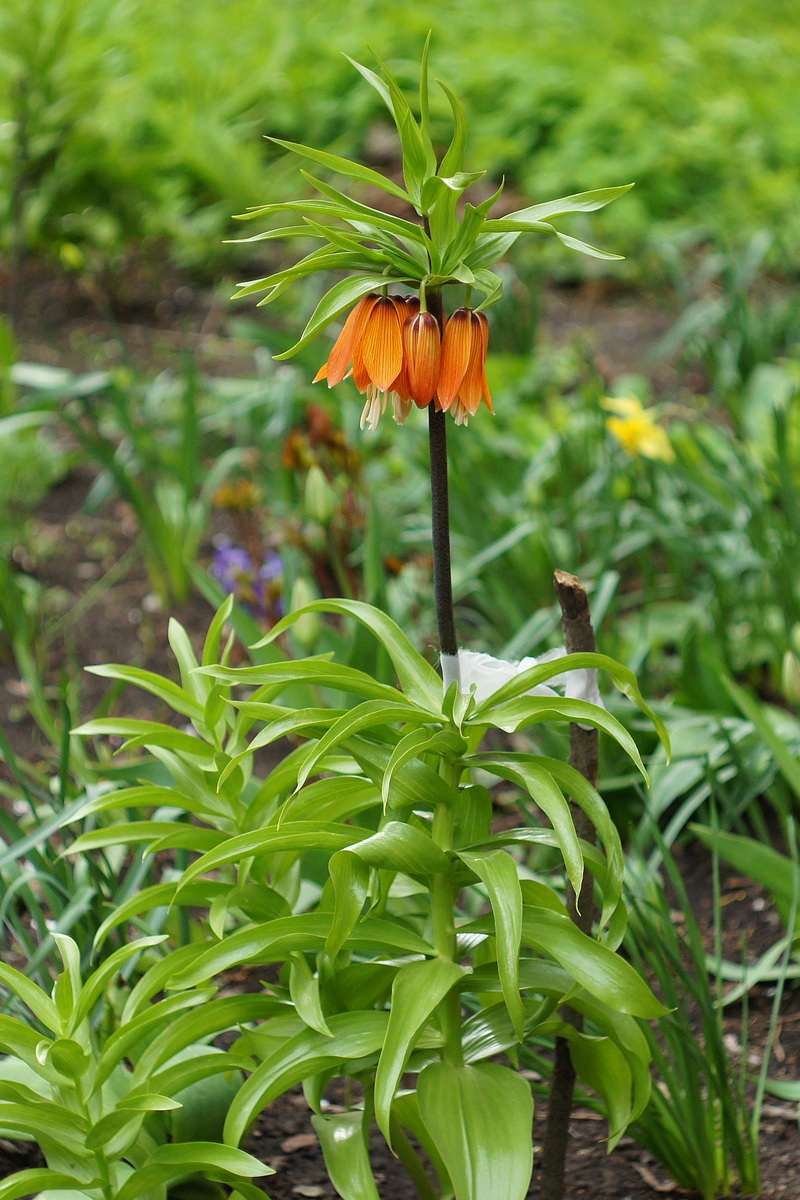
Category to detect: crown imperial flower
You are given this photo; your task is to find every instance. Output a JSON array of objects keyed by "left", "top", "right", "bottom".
[
  {"left": 404, "top": 310, "right": 442, "bottom": 408},
  {"left": 437, "top": 308, "right": 493, "bottom": 426}
]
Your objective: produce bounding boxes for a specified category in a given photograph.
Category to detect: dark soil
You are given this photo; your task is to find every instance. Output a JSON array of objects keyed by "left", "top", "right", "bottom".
[{"left": 2, "top": 270, "right": 799, "bottom": 1195}]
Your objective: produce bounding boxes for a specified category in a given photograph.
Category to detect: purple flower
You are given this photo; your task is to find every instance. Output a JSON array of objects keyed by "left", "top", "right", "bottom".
[{"left": 211, "top": 539, "right": 283, "bottom": 619}]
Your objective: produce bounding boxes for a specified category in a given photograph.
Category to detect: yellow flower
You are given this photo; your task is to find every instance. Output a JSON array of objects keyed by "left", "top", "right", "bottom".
[{"left": 602, "top": 395, "right": 674, "bottom": 463}]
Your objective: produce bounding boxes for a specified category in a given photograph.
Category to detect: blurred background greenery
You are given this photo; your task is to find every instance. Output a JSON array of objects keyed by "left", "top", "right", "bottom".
[{"left": 1, "top": 0, "right": 799, "bottom": 275}]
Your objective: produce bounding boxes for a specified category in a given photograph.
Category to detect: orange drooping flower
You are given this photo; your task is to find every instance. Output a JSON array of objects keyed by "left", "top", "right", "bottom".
[
  {"left": 437, "top": 308, "right": 493, "bottom": 426},
  {"left": 315, "top": 295, "right": 492, "bottom": 429},
  {"left": 315, "top": 293, "right": 420, "bottom": 431},
  {"left": 403, "top": 311, "right": 441, "bottom": 408}
]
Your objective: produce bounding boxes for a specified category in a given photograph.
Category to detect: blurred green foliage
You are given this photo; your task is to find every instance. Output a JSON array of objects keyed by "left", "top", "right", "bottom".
[{"left": 1, "top": 0, "right": 799, "bottom": 273}]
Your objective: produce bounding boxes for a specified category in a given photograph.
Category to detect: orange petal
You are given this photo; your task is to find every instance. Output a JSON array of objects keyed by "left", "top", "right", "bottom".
[
  {"left": 360, "top": 296, "right": 404, "bottom": 392},
  {"left": 458, "top": 314, "right": 486, "bottom": 415},
  {"left": 437, "top": 308, "right": 473, "bottom": 409},
  {"left": 352, "top": 342, "right": 371, "bottom": 393},
  {"left": 313, "top": 362, "right": 329, "bottom": 384},
  {"left": 326, "top": 294, "right": 379, "bottom": 386},
  {"left": 404, "top": 311, "right": 441, "bottom": 408},
  {"left": 476, "top": 311, "right": 494, "bottom": 413}
]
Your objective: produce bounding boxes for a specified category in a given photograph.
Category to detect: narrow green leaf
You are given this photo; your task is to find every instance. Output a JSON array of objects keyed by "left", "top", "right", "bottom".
[
  {"left": 274, "top": 274, "right": 411, "bottom": 360},
  {"left": 80, "top": 664, "right": 204, "bottom": 720},
  {"left": 417, "top": 1061, "right": 533, "bottom": 1200},
  {"left": 458, "top": 850, "right": 524, "bottom": 1040},
  {"left": 115, "top": 1143, "right": 270, "bottom": 1200},
  {"left": 289, "top": 953, "right": 332, "bottom": 1036},
  {"left": 176, "top": 822, "right": 374, "bottom": 892},
  {"left": 0, "top": 964, "right": 60, "bottom": 1032},
  {"left": 224, "top": 1011, "right": 391, "bottom": 1147},
  {"left": 478, "top": 695, "right": 649, "bottom": 782},
  {"left": 438, "top": 80, "right": 468, "bottom": 177},
  {"left": 312, "top": 1110, "right": 381, "bottom": 1200},
  {"left": 486, "top": 184, "right": 634, "bottom": 227},
  {"left": 295, "top": 701, "right": 431, "bottom": 791},
  {"left": 0, "top": 1171, "right": 91, "bottom": 1200},
  {"left": 374, "top": 959, "right": 465, "bottom": 1145},
  {"left": 521, "top": 907, "right": 665, "bottom": 1017},
  {"left": 254, "top": 599, "right": 443, "bottom": 711},
  {"left": 269, "top": 136, "right": 412, "bottom": 203},
  {"left": 466, "top": 759, "right": 583, "bottom": 900}
]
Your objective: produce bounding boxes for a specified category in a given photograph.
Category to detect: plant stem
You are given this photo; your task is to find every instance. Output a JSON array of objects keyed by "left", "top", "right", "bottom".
[
  {"left": 540, "top": 569, "right": 599, "bottom": 1200},
  {"left": 430, "top": 775, "right": 463, "bottom": 1066},
  {"left": 426, "top": 288, "right": 458, "bottom": 661}
]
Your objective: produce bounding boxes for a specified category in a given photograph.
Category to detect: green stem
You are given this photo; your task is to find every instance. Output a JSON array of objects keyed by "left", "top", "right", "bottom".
[{"left": 430, "top": 771, "right": 463, "bottom": 1066}]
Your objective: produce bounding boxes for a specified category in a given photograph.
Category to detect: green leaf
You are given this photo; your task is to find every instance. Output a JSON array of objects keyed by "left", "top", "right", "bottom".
[
  {"left": 723, "top": 676, "right": 800, "bottom": 801},
  {"left": 0, "top": 964, "right": 60, "bottom": 1032},
  {"left": 269, "top": 136, "right": 412, "bottom": 203},
  {"left": 295, "top": 701, "right": 432, "bottom": 790},
  {"left": 80, "top": 664, "right": 204, "bottom": 720},
  {"left": 476, "top": 694, "right": 649, "bottom": 783},
  {"left": 382, "top": 728, "right": 465, "bottom": 811},
  {"left": 312, "top": 1110, "right": 380, "bottom": 1200},
  {"left": 327, "top": 823, "right": 449, "bottom": 958},
  {"left": 521, "top": 907, "right": 665, "bottom": 1017},
  {"left": 486, "top": 184, "right": 633, "bottom": 227},
  {"left": 417, "top": 1062, "right": 533, "bottom": 1200},
  {"left": 0, "top": 1171, "right": 92, "bottom": 1200},
  {"left": 115, "top": 1143, "right": 270, "bottom": 1200},
  {"left": 554, "top": 229, "right": 624, "bottom": 261},
  {"left": 224, "top": 1011, "right": 391, "bottom": 1147},
  {"left": 374, "top": 959, "right": 465, "bottom": 1145},
  {"left": 473, "top": 650, "right": 669, "bottom": 756},
  {"left": 555, "top": 1026, "right": 634, "bottom": 1149},
  {"left": 691, "top": 824, "right": 800, "bottom": 933},
  {"left": 458, "top": 850, "right": 524, "bottom": 1040},
  {"left": 274, "top": 274, "right": 407, "bottom": 360},
  {"left": 289, "top": 953, "right": 332, "bottom": 1036},
  {"left": 169, "top": 913, "right": 434, "bottom": 990},
  {"left": 465, "top": 759, "right": 583, "bottom": 900},
  {"left": 438, "top": 81, "right": 468, "bottom": 177},
  {"left": 176, "top": 822, "right": 374, "bottom": 892},
  {"left": 255, "top": 600, "right": 443, "bottom": 711}
]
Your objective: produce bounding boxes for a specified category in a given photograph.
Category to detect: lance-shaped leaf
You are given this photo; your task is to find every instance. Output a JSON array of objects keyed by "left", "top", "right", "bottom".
[
  {"left": 458, "top": 850, "right": 524, "bottom": 1041},
  {"left": 80, "top": 664, "right": 204, "bottom": 721},
  {"left": 464, "top": 760, "right": 583, "bottom": 900},
  {"left": 295, "top": 701, "right": 433, "bottom": 791},
  {"left": 474, "top": 695, "right": 649, "bottom": 783},
  {"left": 274, "top": 273, "right": 414, "bottom": 361},
  {"left": 382, "top": 728, "right": 466, "bottom": 811},
  {"left": 0, "top": 1171, "right": 94, "bottom": 1200},
  {"left": 176, "top": 821, "right": 375, "bottom": 892},
  {"left": 484, "top": 184, "right": 633, "bottom": 229},
  {"left": 199, "top": 657, "right": 407, "bottom": 703},
  {"left": 417, "top": 1061, "right": 533, "bottom": 1200},
  {"left": 553, "top": 1025, "right": 635, "bottom": 1150},
  {"left": 269, "top": 136, "right": 413, "bottom": 203},
  {"left": 255, "top": 599, "right": 443, "bottom": 711},
  {"left": 327, "top": 823, "right": 451, "bottom": 958},
  {"left": 521, "top": 907, "right": 665, "bottom": 1017},
  {"left": 115, "top": 1143, "right": 270, "bottom": 1200},
  {"left": 169, "top": 913, "right": 434, "bottom": 990},
  {"left": 312, "top": 1109, "right": 381, "bottom": 1200},
  {"left": 225, "top": 1011, "right": 391, "bottom": 1146},
  {"left": 470, "top": 650, "right": 669, "bottom": 754},
  {"left": 374, "top": 959, "right": 465, "bottom": 1146}
]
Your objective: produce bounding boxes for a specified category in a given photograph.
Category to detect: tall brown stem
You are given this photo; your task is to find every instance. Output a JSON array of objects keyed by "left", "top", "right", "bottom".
[{"left": 539, "top": 569, "right": 599, "bottom": 1200}]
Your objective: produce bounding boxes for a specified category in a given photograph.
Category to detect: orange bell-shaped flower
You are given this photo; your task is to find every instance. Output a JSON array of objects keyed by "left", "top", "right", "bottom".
[
  {"left": 437, "top": 308, "right": 493, "bottom": 425},
  {"left": 403, "top": 310, "right": 441, "bottom": 409}
]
